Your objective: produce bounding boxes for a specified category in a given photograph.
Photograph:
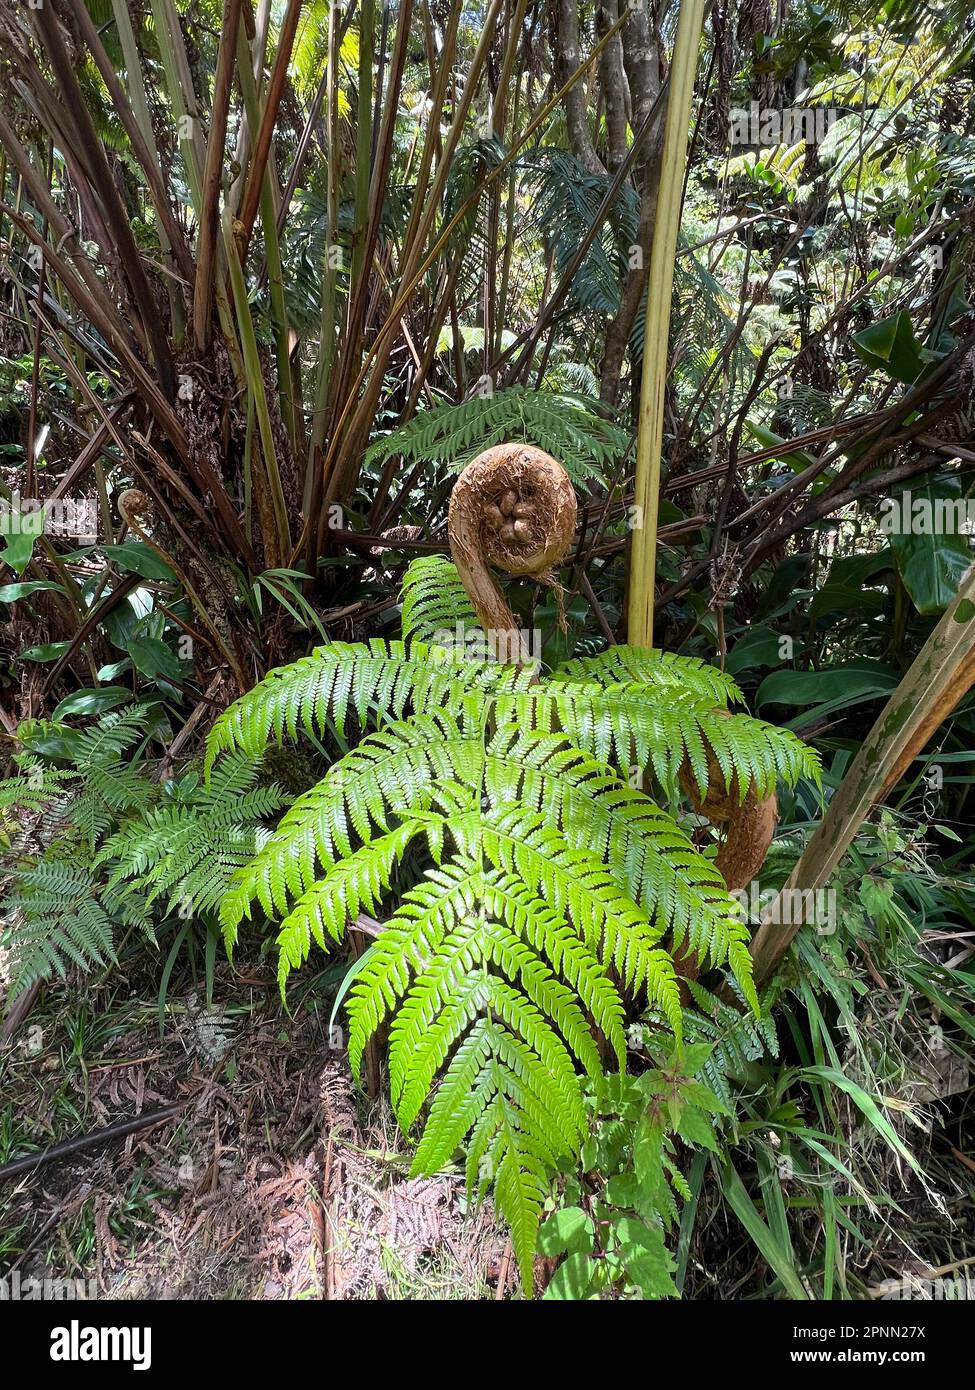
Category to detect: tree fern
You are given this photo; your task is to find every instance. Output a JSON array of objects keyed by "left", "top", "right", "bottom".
[
  {"left": 204, "top": 639, "right": 535, "bottom": 775},
  {"left": 519, "top": 149, "right": 640, "bottom": 317},
  {"left": 363, "top": 387, "right": 630, "bottom": 485},
  {"left": 1, "top": 855, "right": 119, "bottom": 996},
  {"left": 553, "top": 644, "right": 741, "bottom": 703},
  {"left": 677, "top": 981, "right": 780, "bottom": 1107},
  {"left": 493, "top": 685, "right": 817, "bottom": 800},
  {"left": 3, "top": 705, "right": 156, "bottom": 851},
  {"left": 207, "top": 556, "right": 820, "bottom": 1287}
]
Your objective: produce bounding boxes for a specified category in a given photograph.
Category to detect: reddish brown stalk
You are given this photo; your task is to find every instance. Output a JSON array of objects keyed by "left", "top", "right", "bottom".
[
  {"left": 32, "top": 2, "right": 175, "bottom": 394},
  {"left": 25, "top": 142, "right": 52, "bottom": 497},
  {"left": 235, "top": 0, "right": 304, "bottom": 262},
  {"left": 323, "top": 0, "right": 415, "bottom": 449},
  {"left": 320, "top": 0, "right": 504, "bottom": 526},
  {"left": 303, "top": 0, "right": 416, "bottom": 573},
  {"left": 194, "top": 0, "right": 244, "bottom": 350},
  {"left": 2, "top": 201, "right": 187, "bottom": 457},
  {"left": 65, "top": 0, "right": 196, "bottom": 286},
  {"left": 0, "top": 114, "right": 146, "bottom": 375},
  {"left": 296, "top": 4, "right": 632, "bottom": 567}
]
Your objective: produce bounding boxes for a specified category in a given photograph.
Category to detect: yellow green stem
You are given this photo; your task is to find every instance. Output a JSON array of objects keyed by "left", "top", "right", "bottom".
[{"left": 628, "top": 0, "right": 706, "bottom": 648}]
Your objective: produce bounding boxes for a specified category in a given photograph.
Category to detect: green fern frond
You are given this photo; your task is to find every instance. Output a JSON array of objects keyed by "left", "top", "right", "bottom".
[
  {"left": 81, "top": 705, "right": 150, "bottom": 754},
  {"left": 345, "top": 858, "right": 626, "bottom": 1288},
  {"left": 519, "top": 149, "right": 640, "bottom": 317},
  {"left": 274, "top": 820, "right": 423, "bottom": 995},
  {"left": 677, "top": 982, "right": 779, "bottom": 1105},
  {"left": 363, "top": 386, "right": 629, "bottom": 485},
  {"left": 553, "top": 645, "right": 742, "bottom": 705},
  {"left": 485, "top": 726, "right": 751, "bottom": 982},
  {"left": 96, "top": 753, "right": 286, "bottom": 919},
  {"left": 204, "top": 640, "right": 532, "bottom": 775},
  {"left": 71, "top": 763, "right": 153, "bottom": 849},
  {"left": 209, "top": 603, "right": 811, "bottom": 1285},
  {"left": 218, "top": 709, "right": 483, "bottom": 943},
  {"left": 0, "top": 706, "right": 163, "bottom": 1000},
  {"left": 0, "top": 857, "right": 116, "bottom": 997},
  {"left": 495, "top": 684, "right": 820, "bottom": 799},
  {"left": 0, "top": 764, "right": 74, "bottom": 816},
  {"left": 3, "top": 707, "right": 157, "bottom": 852},
  {"left": 468, "top": 807, "right": 683, "bottom": 1035},
  {"left": 400, "top": 554, "right": 481, "bottom": 646}
]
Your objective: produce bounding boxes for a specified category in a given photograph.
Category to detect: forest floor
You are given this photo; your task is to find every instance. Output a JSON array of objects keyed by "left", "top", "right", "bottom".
[
  {"left": 0, "top": 953, "right": 507, "bottom": 1300},
  {"left": 3, "top": 948, "right": 974, "bottom": 1300}
]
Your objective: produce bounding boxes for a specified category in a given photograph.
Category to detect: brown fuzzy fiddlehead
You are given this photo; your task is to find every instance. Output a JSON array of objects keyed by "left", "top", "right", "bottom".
[
  {"left": 676, "top": 735, "right": 777, "bottom": 997},
  {"left": 448, "top": 444, "right": 578, "bottom": 664}
]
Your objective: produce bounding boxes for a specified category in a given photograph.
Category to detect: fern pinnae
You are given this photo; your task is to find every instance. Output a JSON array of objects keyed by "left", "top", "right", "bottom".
[
  {"left": 400, "top": 553, "right": 481, "bottom": 645},
  {"left": 363, "top": 386, "right": 628, "bottom": 485},
  {"left": 474, "top": 806, "right": 683, "bottom": 1039},
  {"left": 487, "top": 724, "right": 739, "bottom": 949},
  {"left": 206, "top": 548, "right": 818, "bottom": 1286},
  {"left": 391, "top": 945, "right": 490, "bottom": 1125},
  {"left": 554, "top": 645, "right": 743, "bottom": 705},
  {"left": 274, "top": 820, "right": 422, "bottom": 996},
  {"left": 0, "top": 859, "right": 116, "bottom": 995},
  {"left": 346, "top": 860, "right": 483, "bottom": 1080},
  {"left": 676, "top": 981, "right": 779, "bottom": 1103},
  {"left": 495, "top": 894, "right": 627, "bottom": 1068},
  {"left": 413, "top": 1022, "right": 496, "bottom": 1174},
  {"left": 483, "top": 919, "right": 605, "bottom": 1087},
  {"left": 482, "top": 988, "right": 586, "bottom": 1144},
  {"left": 204, "top": 639, "right": 532, "bottom": 776},
  {"left": 482, "top": 871, "right": 625, "bottom": 1068},
  {"left": 494, "top": 683, "right": 818, "bottom": 800},
  {"left": 0, "top": 763, "right": 74, "bottom": 816},
  {"left": 219, "top": 711, "right": 482, "bottom": 941}
]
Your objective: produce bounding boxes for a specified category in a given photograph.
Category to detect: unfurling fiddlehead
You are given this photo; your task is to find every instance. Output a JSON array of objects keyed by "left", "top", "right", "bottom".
[
  {"left": 447, "top": 443, "right": 578, "bottom": 663},
  {"left": 447, "top": 444, "right": 777, "bottom": 902}
]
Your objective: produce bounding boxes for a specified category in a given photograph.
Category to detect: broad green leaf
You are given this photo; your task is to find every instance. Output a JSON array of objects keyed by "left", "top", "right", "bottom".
[
  {"left": 852, "top": 311, "right": 924, "bottom": 384},
  {"left": 101, "top": 541, "right": 178, "bottom": 582},
  {"left": 756, "top": 661, "right": 898, "bottom": 716},
  {"left": 126, "top": 635, "right": 184, "bottom": 684},
  {"left": 726, "top": 625, "right": 787, "bottom": 676},
  {"left": 614, "top": 1216, "right": 678, "bottom": 1298},
  {"left": 0, "top": 503, "right": 45, "bottom": 574},
  {"left": 19, "top": 640, "right": 72, "bottom": 662},
  {"left": 52, "top": 687, "right": 134, "bottom": 719},
  {"left": 886, "top": 477, "right": 972, "bottom": 615},
  {"left": 745, "top": 420, "right": 817, "bottom": 472},
  {"left": 676, "top": 1107, "right": 720, "bottom": 1152},
  {"left": 0, "top": 580, "right": 66, "bottom": 602},
  {"left": 542, "top": 1252, "right": 598, "bottom": 1300},
  {"left": 537, "top": 1206, "right": 594, "bottom": 1257}
]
